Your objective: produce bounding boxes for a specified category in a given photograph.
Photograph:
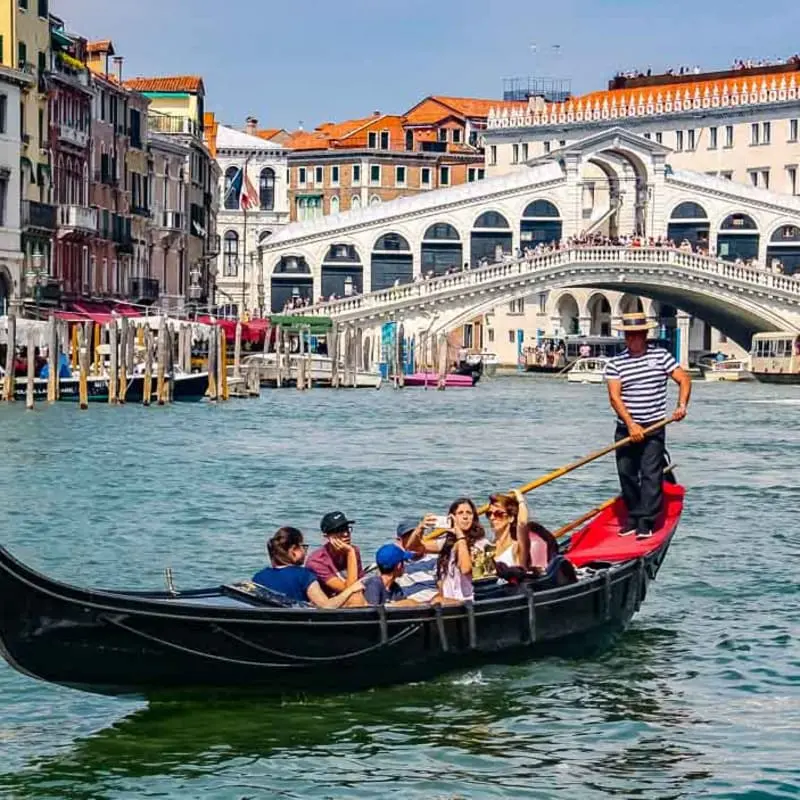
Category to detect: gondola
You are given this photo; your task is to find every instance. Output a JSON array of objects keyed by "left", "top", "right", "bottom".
[
  {"left": 10, "top": 372, "right": 209, "bottom": 403},
  {"left": 0, "top": 483, "right": 684, "bottom": 698}
]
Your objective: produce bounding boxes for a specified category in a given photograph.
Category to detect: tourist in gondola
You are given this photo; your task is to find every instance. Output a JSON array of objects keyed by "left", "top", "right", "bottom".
[
  {"left": 393, "top": 515, "right": 442, "bottom": 603},
  {"left": 435, "top": 498, "right": 487, "bottom": 603},
  {"left": 606, "top": 312, "right": 691, "bottom": 539},
  {"left": 362, "top": 543, "right": 419, "bottom": 606},
  {"left": 252, "top": 527, "right": 365, "bottom": 608},
  {"left": 306, "top": 510, "right": 366, "bottom": 605},
  {"left": 486, "top": 490, "right": 528, "bottom": 568}
]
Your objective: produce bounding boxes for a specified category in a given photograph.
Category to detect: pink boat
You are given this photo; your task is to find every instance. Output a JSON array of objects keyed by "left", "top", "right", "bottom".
[{"left": 395, "top": 371, "right": 476, "bottom": 387}]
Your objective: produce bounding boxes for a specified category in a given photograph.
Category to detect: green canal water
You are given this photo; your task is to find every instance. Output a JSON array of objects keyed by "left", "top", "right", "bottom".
[{"left": 0, "top": 377, "right": 798, "bottom": 799}]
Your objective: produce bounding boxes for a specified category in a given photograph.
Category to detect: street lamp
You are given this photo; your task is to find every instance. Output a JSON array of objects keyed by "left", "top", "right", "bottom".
[{"left": 25, "top": 247, "right": 47, "bottom": 318}]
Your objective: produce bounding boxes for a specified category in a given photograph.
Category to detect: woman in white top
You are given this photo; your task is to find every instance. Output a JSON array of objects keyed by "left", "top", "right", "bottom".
[
  {"left": 486, "top": 490, "right": 529, "bottom": 569},
  {"left": 435, "top": 498, "right": 486, "bottom": 603}
]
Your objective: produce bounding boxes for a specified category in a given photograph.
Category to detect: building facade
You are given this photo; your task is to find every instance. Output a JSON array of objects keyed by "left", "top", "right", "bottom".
[
  {"left": 212, "top": 118, "right": 289, "bottom": 316},
  {"left": 0, "top": 64, "right": 34, "bottom": 313},
  {"left": 124, "top": 75, "right": 220, "bottom": 310}
]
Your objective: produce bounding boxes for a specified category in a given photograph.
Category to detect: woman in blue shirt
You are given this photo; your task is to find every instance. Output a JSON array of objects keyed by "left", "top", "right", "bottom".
[{"left": 253, "top": 527, "right": 364, "bottom": 608}]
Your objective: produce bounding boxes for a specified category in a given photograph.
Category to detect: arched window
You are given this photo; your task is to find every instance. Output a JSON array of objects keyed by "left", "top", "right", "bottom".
[
  {"left": 374, "top": 233, "right": 411, "bottom": 252},
  {"left": 721, "top": 213, "right": 758, "bottom": 230},
  {"left": 224, "top": 166, "right": 240, "bottom": 210},
  {"left": 473, "top": 211, "right": 510, "bottom": 228},
  {"left": 351, "top": 195, "right": 361, "bottom": 210},
  {"left": 369, "top": 195, "right": 381, "bottom": 206},
  {"left": 258, "top": 230, "right": 272, "bottom": 244},
  {"left": 330, "top": 195, "right": 339, "bottom": 215},
  {"left": 670, "top": 201, "right": 707, "bottom": 219},
  {"left": 522, "top": 199, "right": 560, "bottom": 218},
  {"left": 424, "top": 222, "right": 460, "bottom": 240},
  {"left": 259, "top": 167, "right": 275, "bottom": 210},
  {"left": 223, "top": 230, "right": 239, "bottom": 276}
]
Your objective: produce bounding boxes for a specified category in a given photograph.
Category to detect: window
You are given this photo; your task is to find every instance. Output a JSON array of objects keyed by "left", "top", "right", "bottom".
[
  {"left": 720, "top": 171, "right": 733, "bottom": 181},
  {"left": 395, "top": 165, "right": 406, "bottom": 186},
  {"left": 439, "top": 166, "right": 450, "bottom": 185},
  {"left": 789, "top": 119, "right": 799, "bottom": 142},
  {"left": 380, "top": 130, "right": 390, "bottom": 149},
  {"left": 452, "top": 128, "right": 461, "bottom": 144},
  {"left": 331, "top": 165, "right": 339, "bottom": 187},
  {"left": 421, "top": 167, "right": 431, "bottom": 186},
  {"left": 675, "top": 130, "right": 684, "bottom": 151},
  {"left": 761, "top": 169, "right": 770, "bottom": 189},
  {"left": 18, "top": 0, "right": 28, "bottom": 9},
  {"left": 0, "top": 95, "right": 6, "bottom": 134},
  {"left": 643, "top": 132, "right": 651, "bottom": 140},
  {"left": 352, "top": 164, "right": 361, "bottom": 185},
  {"left": 489, "top": 145, "right": 497, "bottom": 165},
  {"left": 788, "top": 166, "right": 798, "bottom": 195},
  {"left": 351, "top": 195, "right": 361, "bottom": 209},
  {"left": 0, "top": 175, "right": 7, "bottom": 226},
  {"left": 725, "top": 125, "right": 734, "bottom": 147},
  {"left": 438, "top": 128, "right": 448, "bottom": 142},
  {"left": 368, "top": 131, "right": 377, "bottom": 149},
  {"left": 223, "top": 230, "right": 239, "bottom": 276},
  {"left": 37, "top": 0, "right": 47, "bottom": 16},
  {"left": 314, "top": 165, "right": 323, "bottom": 185},
  {"left": 330, "top": 196, "right": 339, "bottom": 215},
  {"left": 521, "top": 143, "right": 528, "bottom": 161},
  {"left": 369, "top": 164, "right": 381, "bottom": 185},
  {"left": 559, "top": 140, "right": 566, "bottom": 147},
  {"left": 511, "top": 144, "right": 519, "bottom": 164},
  {"left": 751, "top": 123, "right": 759, "bottom": 145},
  {"left": 509, "top": 298, "right": 525, "bottom": 314},
  {"left": 259, "top": 167, "right": 275, "bottom": 210},
  {"left": 750, "top": 171, "right": 759, "bottom": 187},
  {"left": 709, "top": 126, "right": 718, "bottom": 149},
  {"left": 762, "top": 121, "right": 771, "bottom": 144},
  {"left": 487, "top": 328, "right": 494, "bottom": 343},
  {"left": 468, "top": 168, "right": 478, "bottom": 182},
  {"left": 298, "top": 166, "right": 307, "bottom": 184},
  {"left": 687, "top": 129, "right": 696, "bottom": 150},
  {"left": 543, "top": 141, "right": 550, "bottom": 154},
  {"left": 223, "top": 166, "right": 240, "bottom": 210},
  {"left": 655, "top": 131, "right": 663, "bottom": 144},
  {"left": 508, "top": 330, "right": 515, "bottom": 344},
  {"left": 18, "top": 40, "right": 26, "bottom": 68},
  {"left": 538, "top": 293, "right": 547, "bottom": 313}
]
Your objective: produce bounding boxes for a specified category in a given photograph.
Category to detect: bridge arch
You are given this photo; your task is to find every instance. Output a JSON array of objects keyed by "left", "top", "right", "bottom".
[
  {"left": 270, "top": 254, "right": 313, "bottom": 311},
  {"left": 717, "top": 212, "right": 760, "bottom": 262},
  {"left": 555, "top": 292, "right": 580, "bottom": 336},
  {"left": 767, "top": 222, "right": 800, "bottom": 275},
  {"left": 667, "top": 201, "right": 710, "bottom": 249},
  {"left": 371, "top": 232, "right": 413, "bottom": 291},
  {"left": 421, "top": 222, "right": 462, "bottom": 277},
  {"left": 520, "top": 198, "right": 563, "bottom": 247},
  {"left": 471, "top": 210, "right": 512, "bottom": 266},
  {"left": 586, "top": 291, "right": 613, "bottom": 336},
  {"left": 321, "top": 243, "right": 363, "bottom": 300}
]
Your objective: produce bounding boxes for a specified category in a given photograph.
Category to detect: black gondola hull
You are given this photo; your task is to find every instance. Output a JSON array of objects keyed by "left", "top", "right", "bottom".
[{"left": 0, "top": 539, "right": 671, "bottom": 697}]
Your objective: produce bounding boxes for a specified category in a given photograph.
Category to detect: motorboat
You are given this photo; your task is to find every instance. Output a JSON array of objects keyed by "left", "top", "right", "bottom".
[
  {"left": 567, "top": 357, "right": 610, "bottom": 384},
  {"left": 701, "top": 357, "right": 754, "bottom": 382}
]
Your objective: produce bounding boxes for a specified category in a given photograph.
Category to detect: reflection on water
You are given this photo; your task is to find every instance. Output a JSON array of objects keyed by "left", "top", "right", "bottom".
[{"left": 1, "top": 378, "right": 799, "bottom": 798}]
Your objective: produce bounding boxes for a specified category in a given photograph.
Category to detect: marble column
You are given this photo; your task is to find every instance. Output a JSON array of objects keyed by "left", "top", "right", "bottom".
[{"left": 676, "top": 311, "right": 691, "bottom": 368}]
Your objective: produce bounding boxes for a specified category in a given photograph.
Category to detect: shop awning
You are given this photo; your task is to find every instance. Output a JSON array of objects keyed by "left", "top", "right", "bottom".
[{"left": 195, "top": 316, "right": 271, "bottom": 343}]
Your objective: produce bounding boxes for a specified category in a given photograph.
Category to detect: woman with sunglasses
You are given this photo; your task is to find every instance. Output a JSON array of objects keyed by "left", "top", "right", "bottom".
[
  {"left": 253, "top": 527, "right": 365, "bottom": 608},
  {"left": 486, "top": 489, "right": 530, "bottom": 569}
]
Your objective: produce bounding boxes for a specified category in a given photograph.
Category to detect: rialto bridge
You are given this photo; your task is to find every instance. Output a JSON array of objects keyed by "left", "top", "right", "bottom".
[{"left": 258, "top": 127, "right": 800, "bottom": 361}]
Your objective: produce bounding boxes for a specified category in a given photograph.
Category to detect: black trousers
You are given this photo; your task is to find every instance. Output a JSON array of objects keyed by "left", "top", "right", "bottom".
[{"left": 614, "top": 423, "right": 666, "bottom": 533}]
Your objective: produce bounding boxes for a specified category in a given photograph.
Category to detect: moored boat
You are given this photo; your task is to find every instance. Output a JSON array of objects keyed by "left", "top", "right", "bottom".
[
  {"left": 0, "top": 482, "right": 683, "bottom": 697},
  {"left": 750, "top": 331, "right": 800, "bottom": 384},
  {"left": 401, "top": 371, "right": 477, "bottom": 387},
  {"left": 701, "top": 358, "right": 753, "bottom": 382},
  {"left": 567, "top": 357, "right": 610, "bottom": 384}
]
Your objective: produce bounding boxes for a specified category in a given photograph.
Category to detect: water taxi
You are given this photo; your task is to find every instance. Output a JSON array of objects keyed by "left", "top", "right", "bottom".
[
  {"left": 750, "top": 332, "right": 800, "bottom": 384},
  {"left": 701, "top": 357, "right": 754, "bottom": 382},
  {"left": 567, "top": 357, "right": 610, "bottom": 384}
]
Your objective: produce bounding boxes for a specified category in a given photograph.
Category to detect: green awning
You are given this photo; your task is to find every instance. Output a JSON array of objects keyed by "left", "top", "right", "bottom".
[
  {"left": 268, "top": 315, "right": 332, "bottom": 334},
  {"left": 51, "top": 29, "right": 73, "bottom": 48},
  {"left": 37, "top": 163, "right": 51, "bottom": 185}
]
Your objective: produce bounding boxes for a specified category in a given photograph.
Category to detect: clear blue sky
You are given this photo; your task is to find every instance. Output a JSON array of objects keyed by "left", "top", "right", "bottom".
[{"left": 55, "top": 0, "right": 800, "bottom": 131}]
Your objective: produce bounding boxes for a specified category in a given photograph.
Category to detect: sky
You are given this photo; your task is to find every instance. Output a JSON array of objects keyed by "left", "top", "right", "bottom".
[{"left": 54, "top": 0, "right": 800, "bottom": 132}]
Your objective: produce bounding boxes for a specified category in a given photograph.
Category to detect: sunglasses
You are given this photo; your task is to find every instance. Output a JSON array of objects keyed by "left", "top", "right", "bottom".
[{"left": 487, "top": 509, "right": 509, "bottom": 519}]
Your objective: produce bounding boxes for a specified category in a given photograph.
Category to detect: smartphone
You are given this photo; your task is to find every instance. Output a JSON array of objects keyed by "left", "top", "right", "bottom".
[{"left": 433, "top": 515, "right": 452, "bottom": 529}]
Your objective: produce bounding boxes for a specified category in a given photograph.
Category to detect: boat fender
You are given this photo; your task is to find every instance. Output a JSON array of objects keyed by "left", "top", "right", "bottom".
[
  {"left": 434, "top": 604, "right": 449, "bottom": 652},
  {"left": 464, "top": 600, "right": 477, "bottom": 650},
  {"left": 377, "top": 604, "right": 389, "bottom": 644}
]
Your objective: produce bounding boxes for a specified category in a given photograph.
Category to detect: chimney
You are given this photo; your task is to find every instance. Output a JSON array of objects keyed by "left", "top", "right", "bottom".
[
  {"left": 373, "top": 110, "right": 380, "bottom": 116},
  {"left": 112, "top": 56, "right": 123, "bottom": 83},
  {"left": 245, "top": 116, "right": 258, "bottom": 135}
]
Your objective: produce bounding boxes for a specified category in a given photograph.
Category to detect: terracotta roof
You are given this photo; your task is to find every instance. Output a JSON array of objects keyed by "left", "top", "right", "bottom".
[
  {"left": 405, "top": 96, "right": 521, "bottom": 125},
  {"left": 87, "top": 40, "right": 114, "bottom": 55},
  {"left": 433, "top": 96, "right": 521, "bottom": 117},
  {"left": 285, "top": 130, "right": 331, "bottom": 150},
  {"left": 123, "top": 75, "right": 204, "bottom": 94},
  {"left": 256, "top": 128, "right": 286, "bottom": 141}
]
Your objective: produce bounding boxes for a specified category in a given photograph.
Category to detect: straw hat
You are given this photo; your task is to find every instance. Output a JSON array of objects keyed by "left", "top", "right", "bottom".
[{"left": 612, "top": 312, "right": 658, "bottom": 332}]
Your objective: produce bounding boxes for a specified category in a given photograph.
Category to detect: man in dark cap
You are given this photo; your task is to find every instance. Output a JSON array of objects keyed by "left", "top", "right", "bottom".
[{"left": 306, "top": 510, "right": 365, "bottom": 604}]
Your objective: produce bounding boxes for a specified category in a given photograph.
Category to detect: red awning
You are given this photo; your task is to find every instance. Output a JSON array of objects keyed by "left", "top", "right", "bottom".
[
  {"left": 69, "top": 302, "right": 115, "bottom": 324},
  {"left": 195, "top": 316, "right": 270, "bottom": 343}
]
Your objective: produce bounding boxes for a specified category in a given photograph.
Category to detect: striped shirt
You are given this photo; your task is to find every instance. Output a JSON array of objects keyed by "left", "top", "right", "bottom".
[{"left": 605, "top": 345, "right": 678, "bottom": 424}]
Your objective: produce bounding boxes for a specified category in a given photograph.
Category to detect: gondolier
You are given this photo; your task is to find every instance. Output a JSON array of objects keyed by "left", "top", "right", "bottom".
[{"left": 605, "top": 313, "right": 691, "bottom": 539}]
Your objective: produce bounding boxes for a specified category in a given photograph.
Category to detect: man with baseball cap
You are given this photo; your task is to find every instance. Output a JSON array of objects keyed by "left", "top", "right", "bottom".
[
  {"left": 306, "top": 510, "right": 365, "bottom": 605},
  {"left": 363, "top": 543, "right": 418, "bottom": 606}
]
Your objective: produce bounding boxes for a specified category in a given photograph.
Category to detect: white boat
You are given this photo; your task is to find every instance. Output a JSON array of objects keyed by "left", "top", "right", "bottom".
[
  {"left": 703, "top": 357, "right": 754, "bottom": 382},
  {"left": 567, "top": 357, "right": 609, "bottom": 384}
]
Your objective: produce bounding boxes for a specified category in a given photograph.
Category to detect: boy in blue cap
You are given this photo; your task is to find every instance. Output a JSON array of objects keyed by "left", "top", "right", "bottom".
[{"left": 363, "top": 543, "right": 418, "bottom": 606}]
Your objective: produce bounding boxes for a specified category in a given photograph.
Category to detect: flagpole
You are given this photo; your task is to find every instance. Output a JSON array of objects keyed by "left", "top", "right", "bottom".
[{"left": 241, "top": 155, "right": 251, "bottom": 319}]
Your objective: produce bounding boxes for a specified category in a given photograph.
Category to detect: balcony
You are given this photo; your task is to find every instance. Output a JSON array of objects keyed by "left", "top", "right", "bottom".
[
  {"left": 147, "top": 114, "right": 199, "bottom": 137},
  {"left": 59, "top": 123, "right": 89, "bottom": 149},
  {"left": 22, "top": 201, "right": 58, "bottom": 231},
  {"left": 128, "top": 277, "right": 160, "bottom": 305},
  {"left": 58, "top": 205, "right": 98, "bottom": 236}
]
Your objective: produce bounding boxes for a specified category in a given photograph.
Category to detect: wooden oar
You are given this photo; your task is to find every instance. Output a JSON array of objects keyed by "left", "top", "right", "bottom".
[
  {"left": 424, "top": 418, "right": 673, "bottom": 541},
  {"left": 552, "top": 463, "right": 676, "bottom": 540}
]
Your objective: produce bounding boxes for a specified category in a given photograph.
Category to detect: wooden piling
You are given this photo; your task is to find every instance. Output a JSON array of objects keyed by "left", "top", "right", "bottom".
[
  {"left": 3, "top": 312, "right": 15, "bottom": 402},
  {"left": 184, "top": 323, "right": 193, "bottom": 374},
  {"left": 70, "top": 323, "right": 79, "bottom": 370},
  {"left": 109, "top": 319, "right": 119, "bottom": 405},
  {"left": 329, "top": 323, "right": 339, "bottom": 388},
  {"left": 437, "top": 334, "right": 448, "bottom": 390},
  {"left": 233, "top": 320, "right": 242, "bottom": 379},
  {"left": 25, "top": 327, "right": 35, "bottom": 410},
  {"left": 143, "top": 326, "right": 153, "bottom": 407},
  {"left": 156, "top": 317, "right": 167, "bottom": 406},
  {"left": 93, "top": 321, "right": 101, "bottom": 373},
  {"left": 78, "top": 322, "right": 90, "bottom": 409},
  {"left": 47, "top": 316, "right": 58, "bottom": 403},
  {"left": 166, "top": 323, "right": 175, "bottom": 403},
  {"left": 118, "top": 317, "right": 129, "bottom": 403},
  {"left": 219, "top": 328, "right": 228, "bottom": 401},
  {"left": 296, "top": 329, "right": 305, "bottom": 391},
  {"left": 126, "top": 322, "right": 135, "bottom": 379},
  {"left": 275, "top": 325, "right": 283, "bottom": 389},
  {"left": 397, "top": 323, "right": 405, "bottom": 388},
  {"left": 207, "top": 326, "right": 218, "bottom": 400}
]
